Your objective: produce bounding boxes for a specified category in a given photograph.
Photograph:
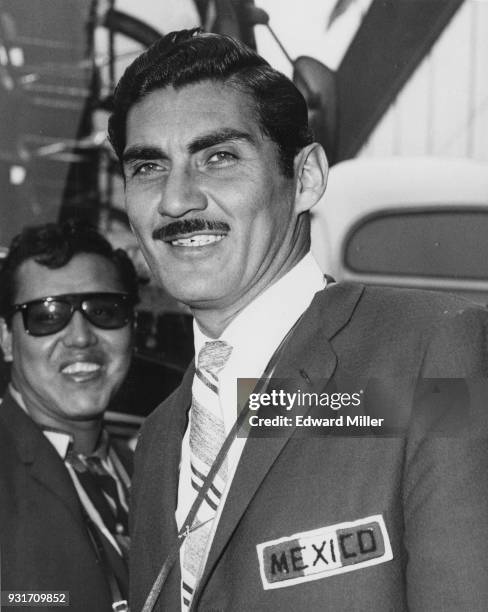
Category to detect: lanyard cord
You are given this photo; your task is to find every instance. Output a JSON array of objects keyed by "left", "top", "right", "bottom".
[
  {"left": 84, "top": 512, "right": 129, "bottom": 611},
  {"left": 141, "top": 313, "right": 305, "bottom": 612}
]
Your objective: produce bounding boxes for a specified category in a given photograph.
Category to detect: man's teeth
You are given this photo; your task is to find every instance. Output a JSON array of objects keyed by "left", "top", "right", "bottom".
[
  {"left": 171, "top": 234, "right": 224, "bottom": 247},
  {"left": 62, "top": 362, "right": 101, "bottom": 375}
]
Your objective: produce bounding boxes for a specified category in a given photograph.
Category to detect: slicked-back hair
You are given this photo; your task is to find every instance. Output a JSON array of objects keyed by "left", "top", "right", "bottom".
[
  {"left": 0, "top": 219, "right": 139, "bottom": 325},
  {"left": 108, "top": 28, "right": 313, "bottom": 178}
]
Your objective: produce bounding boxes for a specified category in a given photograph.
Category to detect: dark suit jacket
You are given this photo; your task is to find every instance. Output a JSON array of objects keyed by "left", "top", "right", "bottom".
[
  {"left": 0, "top": 391, "right": 133, "bottom": 612},
  {"left": 131, "top": 283, "right": 488, "bottom": 611}
]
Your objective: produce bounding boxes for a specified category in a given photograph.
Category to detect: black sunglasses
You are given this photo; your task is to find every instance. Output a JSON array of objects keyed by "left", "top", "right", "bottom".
[{"left": 12, "top": 292, "right": 134, "bottom": 337}]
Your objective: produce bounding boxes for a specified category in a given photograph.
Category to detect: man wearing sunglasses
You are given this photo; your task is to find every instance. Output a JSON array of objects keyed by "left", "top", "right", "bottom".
[{"left": 0, "top": 220, "right": 138, "bottom": 612}]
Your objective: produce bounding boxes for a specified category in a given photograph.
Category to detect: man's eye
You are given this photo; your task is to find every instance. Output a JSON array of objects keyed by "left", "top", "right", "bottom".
[
  {"left": 207, "top": 151, "right": 237, "bottom": 166},
  {"left": 132, "top": 162, "right": 162, "bottom": 176}
]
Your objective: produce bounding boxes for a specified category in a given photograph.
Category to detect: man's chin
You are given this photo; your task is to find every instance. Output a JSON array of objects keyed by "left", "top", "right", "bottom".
[
  {"left": 159, "top": 272, "right": 236, "bottom": 304},
  {"left": 160, "top": 285, "right": 219, "bottom": 309},
  {"left": 62, "top": 393, "right": 111, "bottom": 421},
  {"left": 64, "top": 407, "right": 107, "bottom": 423}
]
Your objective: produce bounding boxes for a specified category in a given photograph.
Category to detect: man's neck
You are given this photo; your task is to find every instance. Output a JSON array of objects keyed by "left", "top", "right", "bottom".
[
  {"left": 69, "top": 423, "right": 103, "bottom": 455},
  {"left": 192, "top": 245, "right": 310, "bottom": 338}
]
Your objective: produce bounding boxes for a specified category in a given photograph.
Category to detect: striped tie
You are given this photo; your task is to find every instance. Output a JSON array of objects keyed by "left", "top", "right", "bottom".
[{"left": 181, "top": 340, "right": 232, "bottom": 609}]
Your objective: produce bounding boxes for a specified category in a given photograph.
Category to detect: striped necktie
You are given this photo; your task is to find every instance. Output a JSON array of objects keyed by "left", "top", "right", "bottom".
[
  {"left": 65, "top": 448, "right": 130, "bottom": 599},
  {"left": 181, "top": 340, "right": 232, "bottom": 609}
]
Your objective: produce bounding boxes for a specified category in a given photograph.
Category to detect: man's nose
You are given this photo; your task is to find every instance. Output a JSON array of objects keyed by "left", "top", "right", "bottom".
[
  {"left": 62, "top": 311, "right": 97, "bottom": 347},
  {"left": 158, "top": 166, "right": 207, "bottom": 217}
]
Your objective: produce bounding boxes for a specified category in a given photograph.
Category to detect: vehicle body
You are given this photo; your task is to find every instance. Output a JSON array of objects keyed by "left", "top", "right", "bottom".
[{"left": 311, "top": 157, "right": 488, "bottom": 305}]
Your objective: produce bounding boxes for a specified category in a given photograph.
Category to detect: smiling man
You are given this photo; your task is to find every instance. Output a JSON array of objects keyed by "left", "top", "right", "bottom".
[
  {"left": 0, "top": 220, "right": 138, "bottom": 612},
  {"left": 109, "top": 30, "right": 488, "bottom": 611},
  {"left": 118, "top": 77, "right": 319, "bottom": 333}
]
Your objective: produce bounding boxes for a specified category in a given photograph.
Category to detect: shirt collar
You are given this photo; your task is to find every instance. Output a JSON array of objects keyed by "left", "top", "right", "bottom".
[{"left": 43, "top": 429, "right": 73, "bottom": 460}]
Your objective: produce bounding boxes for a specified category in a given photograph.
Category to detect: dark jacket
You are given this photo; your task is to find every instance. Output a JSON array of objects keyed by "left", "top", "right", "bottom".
[
  {"left": 0, "top": 391, "right": 133, "bottom": 612},
  {"left": 131, "top": 283, "right": 488, "bottom": 611}
]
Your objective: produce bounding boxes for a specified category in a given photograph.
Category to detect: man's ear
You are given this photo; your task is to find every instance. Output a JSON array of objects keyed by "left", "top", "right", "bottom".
[
  {"left": 0, "top": 318, "right": 13, "bottom": 362},
  {"left": 293, "top": 143, "right": 328, "bottom": 214}
]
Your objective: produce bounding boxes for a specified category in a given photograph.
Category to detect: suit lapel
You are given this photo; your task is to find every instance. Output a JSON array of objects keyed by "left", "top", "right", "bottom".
[
  {"left": 0, "top": 391, "right": 82, "bottom": 522},
  {"left": 141, "top": 364, "right": 193, "bottom": 598},
  {"left": 196, "top": 282, "right": 364, "bottom": 600},
  {"left": 164, "top": 363, "right": 194, "bottom": 515}
]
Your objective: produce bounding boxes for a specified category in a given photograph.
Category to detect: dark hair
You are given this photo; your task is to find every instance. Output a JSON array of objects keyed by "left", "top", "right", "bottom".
[
  {"left": 0, "top": 219, "right": 139, "bottom": 324},
  {"left": 108, "top": 29, "right": 313, "bottom": 178}
]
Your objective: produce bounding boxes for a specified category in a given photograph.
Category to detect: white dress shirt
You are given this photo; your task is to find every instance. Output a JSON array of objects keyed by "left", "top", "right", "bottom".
[{"left": 176, "top": 252, "right": 326, "bottom": 585}]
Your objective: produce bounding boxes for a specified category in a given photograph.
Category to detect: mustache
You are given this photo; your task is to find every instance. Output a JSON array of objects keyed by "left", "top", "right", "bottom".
[{"left": 152, "top": 219, "right": 230, "bottom": 241}]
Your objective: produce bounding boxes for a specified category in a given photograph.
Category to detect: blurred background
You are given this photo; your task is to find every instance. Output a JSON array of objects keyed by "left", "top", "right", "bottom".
[{"left": 0, "top": 0, "right": 487, "bottom": 414}]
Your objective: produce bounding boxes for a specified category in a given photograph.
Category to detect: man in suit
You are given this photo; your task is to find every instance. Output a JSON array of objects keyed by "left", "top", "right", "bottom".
[
  {"left": 0, "top": 220, "right": 138, "bottom": 612},
  {"left": 109, "top": 30, "right": 488, "bottom": 610}
]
